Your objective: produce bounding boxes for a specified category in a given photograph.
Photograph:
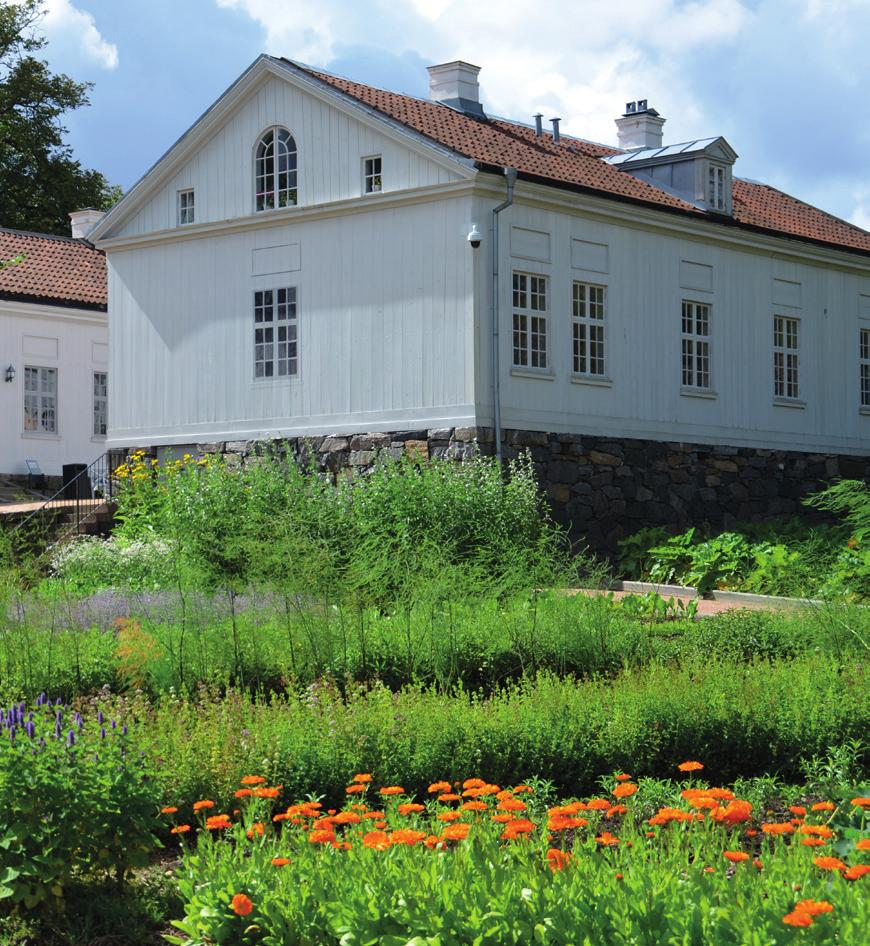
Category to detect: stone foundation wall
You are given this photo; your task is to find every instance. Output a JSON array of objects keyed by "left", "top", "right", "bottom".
[{"left": 138, "top": 428, "right": 870, "bottom": 552}]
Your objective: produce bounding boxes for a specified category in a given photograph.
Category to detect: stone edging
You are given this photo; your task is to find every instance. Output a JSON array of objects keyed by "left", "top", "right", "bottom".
[{"left": 608, "top": 579, "right": 821, "bottom": 609}]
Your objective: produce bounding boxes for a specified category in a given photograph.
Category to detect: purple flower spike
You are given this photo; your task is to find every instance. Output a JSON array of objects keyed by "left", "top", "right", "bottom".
[
  {"left": 66, "top": 729, "right": 75, "bottom": 747},
  {"left": 100, "top": 727, "right": 106, "bottom": 740}
]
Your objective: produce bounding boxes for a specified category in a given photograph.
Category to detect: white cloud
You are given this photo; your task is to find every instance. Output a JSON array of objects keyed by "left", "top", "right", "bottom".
[
  {"left": 850, "top": 191, "right": 870, "bottom": 232},
  {"left": 41, "top": 0, "right": 119, "bottom": 70}
]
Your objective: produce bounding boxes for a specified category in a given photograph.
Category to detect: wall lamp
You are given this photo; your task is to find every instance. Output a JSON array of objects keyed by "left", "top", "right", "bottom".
[{"left": 4, "top": 364, "right": 14, "bottom": 383}]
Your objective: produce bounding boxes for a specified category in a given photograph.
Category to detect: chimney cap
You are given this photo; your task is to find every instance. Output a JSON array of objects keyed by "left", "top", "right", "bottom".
[
  {"left": 427, "top": 60, "right": 485, "bottom": 117},
  {"left": 68, "top": 208, "right": 106, "bottom": 240},
  {"left": 624, "top": 99, "right": 659, "bottom": 117}
]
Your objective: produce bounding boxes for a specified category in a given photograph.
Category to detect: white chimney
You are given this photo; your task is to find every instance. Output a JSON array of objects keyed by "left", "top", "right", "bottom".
[
  {"left": 615, "top": 101, "right": 666, "bottom": 150},
  {"left": 69, "top": 208, "right": 106, "bottom": 239},
  {"left": 427, "top": 61, "right": 484, "bottom": 117}
]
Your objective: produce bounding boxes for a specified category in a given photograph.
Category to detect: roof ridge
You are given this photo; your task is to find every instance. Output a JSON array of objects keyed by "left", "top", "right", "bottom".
[{"left": 0, "top": 225, "right": 101, "bottom": 248}]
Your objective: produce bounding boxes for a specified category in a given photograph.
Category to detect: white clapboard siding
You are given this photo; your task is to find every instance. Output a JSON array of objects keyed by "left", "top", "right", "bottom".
[
  {"left": 476, "top": 197, "right": 870, "bottom": 455},
  {"left": 114, "top": 77, "right": 461, "bottom": 238},
  {"left": 107, "top": 196, "right": 476, "bottom": 445}
]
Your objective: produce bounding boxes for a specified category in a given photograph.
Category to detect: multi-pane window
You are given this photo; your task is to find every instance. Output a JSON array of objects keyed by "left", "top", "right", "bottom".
[
  {"left": 363, "top": 156, "right": 382, "bottom": 194},
  {"left": 681, "top": 301, "right": 711, "bottom": 389},
  {"left": 255, "top": 127, "right": 298, "bottom": 211},
  {"left": 860, "top": 328, "right": 870, "bottom": 408},
  {"left": 254, "top": 288, "right": 298, "bottom": 379},
  {"left": 93, "top": 371, "right": 108, "bottom": 436},
  {"left": 572, "top": 282, "right": 606, "bottom": 376},
  {"left": 178, "top": 189, "right": 195, "bottom": 225},
  {"left": 773, "top": 315, "right": 800, "bottom": 400},
  {"left": 512, "top": 273, "right": 548, "bottom": 370},
  {"left": 708, "top": 164, "right": 725, "bottom": 211},
  {"left": 24, "top": 366, "right": 57, "bottom": 434}
]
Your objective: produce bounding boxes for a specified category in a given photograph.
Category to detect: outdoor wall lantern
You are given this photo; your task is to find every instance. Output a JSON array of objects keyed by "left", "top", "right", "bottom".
[{"left": 4, "top": 364, "right": 15, "bottom": 383}]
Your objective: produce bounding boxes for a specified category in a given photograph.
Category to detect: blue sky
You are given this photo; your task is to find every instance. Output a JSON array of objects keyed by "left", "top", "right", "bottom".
[{"left": 38, "top": 0, "right": 870, "bottom": 228}]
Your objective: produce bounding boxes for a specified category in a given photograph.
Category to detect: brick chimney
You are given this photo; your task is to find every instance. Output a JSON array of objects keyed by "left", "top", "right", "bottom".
[
  {"left": 69, "top": 208, "right": 106, "bottom": 239},
  {"left": 615, "top": 100, "right": 666, "bottom": 150},
  {"left": 427, "top": 61, "right": 485, "bottom": 117}
]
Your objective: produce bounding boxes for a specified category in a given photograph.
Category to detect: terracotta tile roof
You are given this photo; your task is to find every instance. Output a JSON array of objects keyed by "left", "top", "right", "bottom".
[
  {"left": 296, "top": 62, "right": 870, "bottom": 257},
  {"left": 0, "top": 228, "right": 107, "bottom": 310}
]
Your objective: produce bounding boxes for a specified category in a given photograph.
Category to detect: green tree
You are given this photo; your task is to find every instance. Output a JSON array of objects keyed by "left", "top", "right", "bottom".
[{"left": 0, "top": 0, "right": 121, "bottom": 235}]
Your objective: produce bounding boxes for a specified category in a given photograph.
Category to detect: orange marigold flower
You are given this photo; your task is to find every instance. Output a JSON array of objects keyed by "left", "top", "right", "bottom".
[
  {"left": 802, "top": 838, "right": 826, "bottom": 847},
  {"left": 240, "top": 775, "right": 266, "bottom": 786},
  {"left": 703, "top": 867, "right": 715, "bottom": 874},
  {"left": 761, "top": 822, "right": 794, "bottom": 835},
  {"left": 271, "top": 857, "right": 291, "bottom": 867},
  {"left": 428, "top": 781, "right": 452, "bottom": 794},
  {"left": 595, "top": 831, "right": 620, "bottom": 846},
  {"left": 753, "top": 858, "right": 763, "bottom": 870},
  {"left": 231, "top": 893, "right": 253, "bottom": 916},
  {"left": 462, "top": 778, "right": 486, "bottom": 789},
  {"left": 612, "top": 783, "right": 638, "bottom": 799},
  {"left": 246, "top": 822, "right": 265, "bottom": 839},
  {"left": 850, "top": 796, "right": 870, "bottom": 808},
  {"left": 677, "top": 761, "right": 704, "bottom": 772},
  {"left": 614, "top": 773, "right": 633, "bottom": 782},
  {"left": 380, "top": 786, "right": 405, "bottom": 796},
  {"left": 546, "top": 848, "right": 573, "bottom": 872},
  {"left": 498, "top": 798, "right": 528, "bottom": 812},
  {"left": 794, "top": 900, "right": 833, "bottom": 916},
  {"left": 333, "top": 811, "right": 362, "bottom": 825},
  {"left": 789, "top": 805, "right": 807, "bottom": 816},
  {"left": 363, "top": 811, "right": 385, "bottom": 820},
  {"left": 424, "top": 834, "right": 443, "bottom": 849},
  {"left": 331, "top": 840, "right": 351, "bottom": 851},
  {"left": 813, "top": 856, "right": 847, "bottom": 871},
  {"left": 171, "top": 824, "right": 191, "bottom": 834},
  {"left": 253, "top": 786, "right": 281, "bottom": 799},
  {"left": 800, "top": 824, "right": 833, "bottom": 838},
  {"left": 462, "top": 801, "right": 488, "bottom": 812},
  {"left": 206, "top": 815, "right": 231, "bottom": 830},
  {"left": 398, "top": 803, "right": 425, "bottom": 816},
  {"left": 492, "top": 813, "right": 513, "bottom": 823},
  {"left": 710, "top": 800, "right": 753, "bottom": 826},
  {"left": 723, "top": 851, "right": 749, "bottom": 863},
  {"left": 844, "top": 864, "right": 870, "bottom": 881},
  {"left": 437, "top": 793, "right": 461, "bottom": 803},
  {"left": 442, "top": 823, "right": 470, "bottom": 841},
  {"left": 234, "top": 789, "right": 253, "bottom": 798},
  {"left": 812, "top": 801, "right": 836, "bottom": 812},
  {"left": 586, "top": 798, "right": 611, "bottom": 811},
  {"left": 438, "top": 811, "right": 462, "bottom": 823},
  {"left": 782, "top": 911, "right": 813, "bottom": 928},
  {"left": 308, "top": 829, "right": 336, "bottom": 844},
  {"left": 161, "top": 806, "right": 178, "bottom": 815},
  {"left": 193, "top": 800, "right": 215, "bottom": 812},
  {"left": 345, "top": 784, "right": 366, "bottom": 794},
  {"left": 513, "top": 785, "right": 534, "bottom": 794},
  {"left": 856, "top": 838, "right": 870, "bottom": 851},
  {"left": 607, "top": 805, "right": 628, "bottom": 818},
  {"left": 390, "top": 829, "right": 427, "bottom": 846},
  {"left": 548, "top": 814, "right": 588, "bottom": 831},
  {"left": 501, "top": 818, "right": 535, "bottom": 840},
  {"left": 362, "top": 830, "right": 392, "bottom": 850},
  {"left": 353, "top": 774, "right": 373, "bottom": 783}
]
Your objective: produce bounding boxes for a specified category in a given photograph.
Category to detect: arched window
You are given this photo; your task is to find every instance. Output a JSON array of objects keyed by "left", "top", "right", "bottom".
[{"left": 255, "top": 127, "right": 297, "bottom": 211}]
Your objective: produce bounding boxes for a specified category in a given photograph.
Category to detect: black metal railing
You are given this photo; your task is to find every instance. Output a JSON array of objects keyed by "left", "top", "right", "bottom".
[{"left": 14, "top": 449, "right": 127, "bottom": 543}]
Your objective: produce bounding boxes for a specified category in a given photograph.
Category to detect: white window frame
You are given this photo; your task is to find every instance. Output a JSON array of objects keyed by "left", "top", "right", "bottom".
[
  {"left": 254, "top": 287, "right": 298, "bottom": 380},
  {"left": 512, "top": 272, "right": 548, "bottom": 371},
  {"left": 177, "top": 189, "right": 195, "bottom": 225},
  {"left": 681, "top": 300, "right": 712, "bottom": 391},
  {"left": 363, "top": 155, "right": 382, "bottom": 194},
  {"left": 93, "top": 371, "right": 108, "bottom": 437},
  {"left": 23, "top": 365, "right": 58, "bottom": 435},
  {"left": 572, "top": 281, "right": 607, "bottom": 378},
  {"left": 860, "top": 326, "right": 870, "bottom": 411},
  {"left": 708, "top": 163, "right": 726, "bottom": 212},
  {"left": 254, "top": 127, "right": 298, "bottom": 212},
  {"left": 773, "top": 314, "right": 800, "bottom": 401}
]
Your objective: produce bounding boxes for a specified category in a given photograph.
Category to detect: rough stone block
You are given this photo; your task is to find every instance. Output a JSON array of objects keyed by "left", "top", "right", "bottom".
[
  {"left": 349, "top": 450, "right": 375, "bottom": 466},
  {"left": 589, "top": 450, "right": 621, "bottom": 466},
  {"left": 404, "top": 440, "right": 429, "bottom": 461},
  {"left": 319, "top": 436, "right": 349, "bottom": 453}
]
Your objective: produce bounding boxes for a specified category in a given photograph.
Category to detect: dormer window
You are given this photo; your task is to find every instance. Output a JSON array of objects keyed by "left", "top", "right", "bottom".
[
  {"left": 708, "top": 164, "right": 726, "bottom": 212},
  {"left": 255, "top": 127, "right": 297, "bottom": 212}
]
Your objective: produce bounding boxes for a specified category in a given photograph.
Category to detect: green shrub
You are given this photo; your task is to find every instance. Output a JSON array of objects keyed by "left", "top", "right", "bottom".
[
  {"left": 49, "top": 534, "right": 175, "bottom": 593},
  {"left": 121, "top": 656, "right": 868, "bottom": 809},
  {"left": 0, "top": 695, "right": 160, "bottom": 912}
]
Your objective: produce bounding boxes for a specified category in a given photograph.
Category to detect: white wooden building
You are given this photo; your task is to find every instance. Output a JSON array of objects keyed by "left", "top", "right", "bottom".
[
  {"left": 92, "top": 57, "right": 870, "bottom": 463},
  {"left": 0, "top": 219, "right": 108, "bottom": 483}
]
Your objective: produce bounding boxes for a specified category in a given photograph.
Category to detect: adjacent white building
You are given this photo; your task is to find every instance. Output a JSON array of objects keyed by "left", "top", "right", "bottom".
[
  {"left": 0, "top": 217, "right": 108, "bottom": 482},
  {"left": 91, "top": 56, "right": 870, "bottom": 461}
]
